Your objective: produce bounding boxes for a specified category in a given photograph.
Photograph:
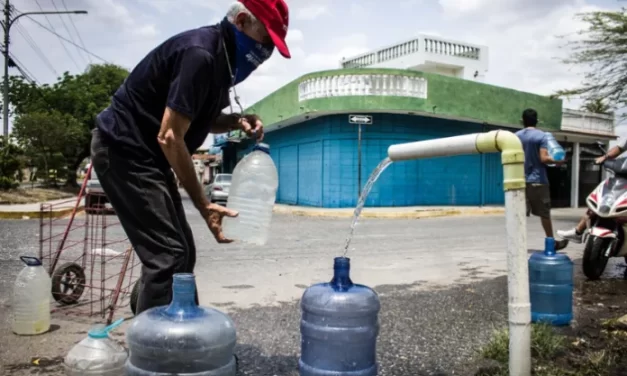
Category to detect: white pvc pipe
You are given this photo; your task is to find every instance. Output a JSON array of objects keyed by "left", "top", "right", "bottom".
[
  {"left": 505, "top": 189, "right": 531, "bottom": 376},
  {"left": 386, "top": 132, "right": 531, "bottom": 376},
  {"left": 387, "top": 134, "right": 479, "bottom": 161}
]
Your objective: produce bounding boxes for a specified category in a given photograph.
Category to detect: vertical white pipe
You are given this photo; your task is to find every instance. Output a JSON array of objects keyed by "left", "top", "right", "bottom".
[
  {"left": 570, "top": 142, "right": 580, "bottom": 208},
  {"left": 505, "top": 189, "right": 531, "bottom": 376}
]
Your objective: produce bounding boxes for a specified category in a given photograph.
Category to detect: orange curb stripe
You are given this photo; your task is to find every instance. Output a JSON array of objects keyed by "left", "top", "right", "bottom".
[{"left": 0, "top": 207, "right": 84, "bottom": 219}]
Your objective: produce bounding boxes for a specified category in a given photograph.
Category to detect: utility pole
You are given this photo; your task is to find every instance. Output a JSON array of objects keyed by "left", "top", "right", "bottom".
[{"left": 1, "top": 0, "right": 87, "bottom": 136}]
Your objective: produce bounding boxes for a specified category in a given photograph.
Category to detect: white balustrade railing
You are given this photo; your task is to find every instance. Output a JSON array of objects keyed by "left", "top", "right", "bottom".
[
  {"left": 561, "top": 109, "right": 615, "bottom": 136},
  {"left": 341, "top": 36, "right": 481, "bottom": 69},
  {"left": 298, "top": 74, "right": 428, "bottom": 102}
]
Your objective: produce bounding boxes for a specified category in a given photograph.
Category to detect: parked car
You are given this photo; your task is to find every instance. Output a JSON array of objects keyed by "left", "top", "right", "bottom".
[
  {"left": 85, "top": 164, "right": 111, "bottom": 214},
  {"left": 205, "top": 173, "right": 232, "bottom": 204}
]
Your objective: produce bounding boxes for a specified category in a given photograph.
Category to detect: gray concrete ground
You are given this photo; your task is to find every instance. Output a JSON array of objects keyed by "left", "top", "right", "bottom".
[{"left": 0, "top": 199, "right": 622, "bottom": 375}]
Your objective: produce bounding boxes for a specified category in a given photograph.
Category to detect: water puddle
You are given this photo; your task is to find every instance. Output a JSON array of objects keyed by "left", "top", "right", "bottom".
[{"left": 343, "top": 157, "right": 393, "bottom": 256}]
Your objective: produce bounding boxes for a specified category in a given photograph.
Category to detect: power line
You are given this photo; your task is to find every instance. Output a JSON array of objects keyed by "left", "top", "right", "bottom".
[
  {"left": 14, "top": 23, "right": 57, "bottom": 75},
  {"left": 23, "top": 14, "right": 109, "bottom": 63},
  {"left": 33, "top": 0, "right": 80, "bottom": 70},
  {"left": 60, "top": 0, "right": 91, "bottom": 64},
  {"left": 8, "top": 53, "right": 38, "bottom": 84},
  {"left": 50, "top": 0, "right": 87, "bottom": 65}
]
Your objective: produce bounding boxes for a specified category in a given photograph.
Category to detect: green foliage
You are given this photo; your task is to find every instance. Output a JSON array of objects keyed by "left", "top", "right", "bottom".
[
  {"left": 13, "top": 111, "right": 83, "bottom": 186},
  {"left": 8, "top": 64, "right": 129, "bottom": 186},
  {"left": 581, "top": 98, "right": 613, "bottom": 115},
  {"left": 556, "top": 8, "right": 627, "bottom": 118},
  {"left": 0, "top": 136, "right": 24, "bottom": 190},
  {"left": 480, "top": 324, "right": 566, "bottom": 375}
]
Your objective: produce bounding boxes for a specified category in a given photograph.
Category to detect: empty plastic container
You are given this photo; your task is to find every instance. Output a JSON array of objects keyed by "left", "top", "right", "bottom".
[
  {"left": 544, "top": 132, "right": 565, "bottom": 162},
  {"left": 125, "top": 273, "right": 237, "bottom": 375},
  {"left": 529, "top": 237, "right": 573, "bottom": 326},
  {"left": 299, "top": 257, "right": 380, "bottom": 376},
  {"left": 12, "top": 256, "right": 51, "bottom": 335},
  {"left": 64, "top": 318, "right": 128, "bottom": 375},
  {"left": 222, "top": 143, "right": 278, "bottom": 245}
]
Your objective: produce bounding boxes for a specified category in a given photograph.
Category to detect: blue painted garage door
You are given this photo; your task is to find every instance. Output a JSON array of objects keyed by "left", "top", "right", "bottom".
[
  {"left": 278, "top": 145, "right": 298, "bottom": 204},
  {"left": 483, "top": 153, "right": 505, "bottom": 205},
  {"left": 298, "top": 141, "right": 323, "bottom": 206}
]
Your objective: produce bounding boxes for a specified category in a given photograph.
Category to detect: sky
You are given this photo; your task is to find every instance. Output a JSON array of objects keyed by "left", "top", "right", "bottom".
[{"left": 8, "top": 0, "right": 626, "bottom": 148}]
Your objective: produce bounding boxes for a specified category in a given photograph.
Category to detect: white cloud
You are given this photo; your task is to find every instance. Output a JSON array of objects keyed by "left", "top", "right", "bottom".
[{"left": 295, "top": 4, "right": 328, "bottom": 20}]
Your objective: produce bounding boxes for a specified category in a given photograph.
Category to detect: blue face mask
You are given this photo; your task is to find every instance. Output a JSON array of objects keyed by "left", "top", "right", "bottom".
[{"left": 229, "top": 23, "right": 274, "bottom": 85}]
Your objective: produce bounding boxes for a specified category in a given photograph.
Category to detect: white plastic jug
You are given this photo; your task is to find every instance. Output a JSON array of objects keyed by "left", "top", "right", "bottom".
[
  {"left": 64, "top": 318, "right": 128, "bottom": 376},
  {"left": 223, "top": 143, "right": 278, "bottom": 245},
  {"left": 12, "top": 256, "right": 51, "bottom": 335}
]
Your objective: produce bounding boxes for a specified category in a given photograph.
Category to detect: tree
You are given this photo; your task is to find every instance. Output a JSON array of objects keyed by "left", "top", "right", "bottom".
[
  {"left": 581, "top": 98, "right": 613, "bottom": 115},
  {"left": 556, "top": 8, "right": 627, "bottom": 118},
  {"left": 13, "top": 111, "right": 83, "bottom": 186},
  {"left": 0, "top": 136, "right": 24, "bottom": 190},
  {"left": 9, "top": 63, "right": 129, "bottom": 186}
]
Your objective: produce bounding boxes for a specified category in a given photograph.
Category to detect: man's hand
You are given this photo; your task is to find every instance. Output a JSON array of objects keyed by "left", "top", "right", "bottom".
[
  {"left": 595, "top": 155, "right": 608, "bottom": 165},
  {"left": 239, "top": 114, "right": 264, "bottom": 142},
  {"left": 201, "top": 203, "right": 238, "bottom": 243}
]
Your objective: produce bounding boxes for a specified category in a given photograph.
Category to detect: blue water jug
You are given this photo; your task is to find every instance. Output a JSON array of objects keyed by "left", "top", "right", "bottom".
[
  {"left": 529, "top": 237, "right": 573, "bottom": 326},
  {"left": 299, "top": 257, "right": 380, "bottom": 376},
  {"left": 544, "top": 132, "right": 565, "bottom": 162},
  {"left": 125, "top": 273, "right": 237, "bottom": 375}
]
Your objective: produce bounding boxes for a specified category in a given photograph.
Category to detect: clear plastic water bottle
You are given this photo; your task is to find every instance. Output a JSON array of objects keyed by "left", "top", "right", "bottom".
[
  {"left": 12, "top": 256, "right": 51, "bottom": 335},
  {"left": 544, "top": 132, "right": 565, "bottom": 162},
  {"left": 64, "top": 318, "right": 128, "bottom": 375},
  {"left": 299, "top": 257, "right": 380, "bottom": 376},
  {"left": 125, "top": 273, "right": 237, "bottom": 375},
  {"left": 222, "top": 143, "right": 278, "bottom": 245},
  {"left": 529, "top": 237, "right": 573, "bottom": 326}
]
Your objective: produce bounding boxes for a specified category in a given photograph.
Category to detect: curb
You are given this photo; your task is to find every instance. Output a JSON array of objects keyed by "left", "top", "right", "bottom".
[
  {"left": 272, "top": 207, "right": 505, "bottom": 219},
  {"left": 0, "top": 207, "right": 84, "bottom": 220}
]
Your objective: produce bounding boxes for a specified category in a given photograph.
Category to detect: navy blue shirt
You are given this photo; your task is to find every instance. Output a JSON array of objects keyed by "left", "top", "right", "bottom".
[
  {"left": 96, "top": 20, "right": 235, "bottom": 169},
  {"left": 516, "top": 127, "right": 549, "bottom": 184}
]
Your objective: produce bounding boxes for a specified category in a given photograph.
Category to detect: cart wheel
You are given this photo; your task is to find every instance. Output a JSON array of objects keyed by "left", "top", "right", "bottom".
[
  {"left": 51, "top": 263, "right": 86, "bottom": 305},
  {"left": 130, "top": 280, "right": 140, "bottom": 315}
]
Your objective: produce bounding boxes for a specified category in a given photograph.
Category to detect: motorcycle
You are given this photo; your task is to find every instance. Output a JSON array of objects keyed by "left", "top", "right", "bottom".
[{"left": 581, "top": 142, "right": 627, "bottom": 280}]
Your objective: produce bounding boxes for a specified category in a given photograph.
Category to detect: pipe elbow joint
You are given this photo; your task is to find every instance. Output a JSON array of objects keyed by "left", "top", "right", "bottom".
[{"left": 476, "top": 130, "right": 525, "bottom": 191}]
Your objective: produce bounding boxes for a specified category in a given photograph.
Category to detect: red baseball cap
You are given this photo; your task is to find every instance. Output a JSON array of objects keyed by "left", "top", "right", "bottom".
[{"left": 238, "top": 0, "right": 291, "bottom": 59}]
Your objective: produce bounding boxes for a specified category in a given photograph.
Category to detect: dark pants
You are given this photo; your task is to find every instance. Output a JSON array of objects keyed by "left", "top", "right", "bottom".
[
  {"left": 526, "top": 184, "right": 551, "bottom": 219},
  {"left": 90, "top": 129, "right": 198, "bottom": 314}
]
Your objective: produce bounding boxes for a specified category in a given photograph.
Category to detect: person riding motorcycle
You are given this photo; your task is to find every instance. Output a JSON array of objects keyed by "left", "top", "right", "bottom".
[{"left": 557, "top": 138, "right": 627, "bottom": 244}]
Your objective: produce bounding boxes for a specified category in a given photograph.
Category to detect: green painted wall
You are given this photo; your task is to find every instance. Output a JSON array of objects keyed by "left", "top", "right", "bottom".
[{"left": 246, "top": 68, "right": 563, "bottom": 131}]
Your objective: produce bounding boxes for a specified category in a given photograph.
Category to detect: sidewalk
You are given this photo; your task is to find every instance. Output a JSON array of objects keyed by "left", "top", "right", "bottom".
[
  {"left": 273, "top": 204, "right": 505, "bottom": 219},
  {"left": 0, "top": 197, "right": 84, "bottom": 219}
]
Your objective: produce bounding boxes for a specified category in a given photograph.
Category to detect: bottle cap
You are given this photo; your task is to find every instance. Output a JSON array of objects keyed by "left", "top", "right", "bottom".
[
  {"left": 253, "top": 143, "right": 270, "bottom": 154},
  {"left": 20, "top": 256, "right": 42, "bottom": 267},
  {"left": 544, "top": 237, "right": 556, "bottom": 255},
  {"left": 88, "top": 318, "right": 124, "bottom": 339}
]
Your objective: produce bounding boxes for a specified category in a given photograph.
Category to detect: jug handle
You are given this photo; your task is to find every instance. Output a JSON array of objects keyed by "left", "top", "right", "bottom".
[
  {"left": 103, "top": 318, "right": 125, "bottom": 333},
  {"left": 20, "top": 256, "right": 42, "bottom": 266}
]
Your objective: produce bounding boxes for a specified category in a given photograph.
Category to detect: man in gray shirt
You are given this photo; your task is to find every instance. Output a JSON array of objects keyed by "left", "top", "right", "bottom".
[{"left": 516, "top": 108, "right": 568, "bottom": 250}]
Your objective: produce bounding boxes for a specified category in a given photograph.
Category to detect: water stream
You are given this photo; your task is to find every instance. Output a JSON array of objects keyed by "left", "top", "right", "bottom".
[{"left": 343, "top": 157, "right": 393, "bottom": 256}]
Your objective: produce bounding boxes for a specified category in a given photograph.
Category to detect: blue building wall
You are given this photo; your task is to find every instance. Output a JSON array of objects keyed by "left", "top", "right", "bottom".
[{"left": 262, "top": 113, "right": 506, "bottom": 208}]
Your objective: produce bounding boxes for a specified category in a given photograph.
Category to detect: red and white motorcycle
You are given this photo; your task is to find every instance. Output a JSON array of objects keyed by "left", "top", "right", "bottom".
[{"left": 582, "top": 143, "right": 627, "bottom": 280}]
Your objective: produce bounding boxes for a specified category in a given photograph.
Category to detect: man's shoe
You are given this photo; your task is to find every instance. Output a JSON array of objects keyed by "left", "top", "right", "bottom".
[
  {"left": 557, "top": 228, "right": 583, "bottom": 244},
  {"left": 555, "top": 239, "right": 569, "bottom": 251}
]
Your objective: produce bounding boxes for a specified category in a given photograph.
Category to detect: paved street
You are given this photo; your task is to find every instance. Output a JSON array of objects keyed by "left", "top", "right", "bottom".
[{"left": 0, "top": 197, "right": 624, "bottom": 375}]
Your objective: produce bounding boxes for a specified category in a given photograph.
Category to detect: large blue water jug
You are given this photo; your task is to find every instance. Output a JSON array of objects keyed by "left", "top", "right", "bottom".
[
  {"left": 125, "top": 273, "right": 237, "bottom": 375},
  {"left": 299, "top": 257, "right": 380, "bottom": 376},
  {"left": 544, "top": 132, "right": 565, "bottom": 162},
  {"left": 529, "top": 237, "right": 573, "bottom": 326}
]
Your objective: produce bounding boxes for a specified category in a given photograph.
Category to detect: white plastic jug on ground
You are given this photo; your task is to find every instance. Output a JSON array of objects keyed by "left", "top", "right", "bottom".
[
  {"left": 12, "top": 256, "right": 51, "bottom": 335},
  {"left": 64, "top": 318, "right": 128, "bottom": 376},
  {"left": 223, "top": 143, "right": 278, "bottom": 245}
]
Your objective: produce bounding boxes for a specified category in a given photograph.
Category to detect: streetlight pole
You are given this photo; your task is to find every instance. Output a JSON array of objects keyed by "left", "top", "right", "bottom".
[{"left": 1, "top": 0, "right": 87, "bottom": 136}]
